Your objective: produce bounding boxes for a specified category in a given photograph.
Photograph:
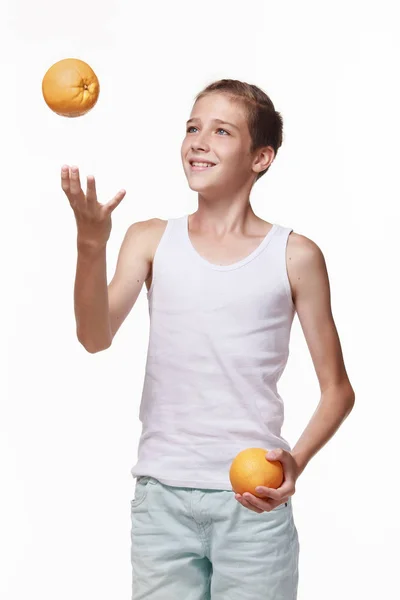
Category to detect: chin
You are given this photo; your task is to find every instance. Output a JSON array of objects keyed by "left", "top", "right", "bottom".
[
  {"left": 184, "top": 170, "right": 221, "bottom": 191},
  {"left": 185, "top": 178, "right": 219, "bottom": 192},
  {"left": 186, "top": 181, "right": 204, "bottom": 192}
]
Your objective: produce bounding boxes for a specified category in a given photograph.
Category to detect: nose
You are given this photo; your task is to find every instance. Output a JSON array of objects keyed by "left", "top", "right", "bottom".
[{"left": 191, "top": 130, "right": 210, "bottom": 153}]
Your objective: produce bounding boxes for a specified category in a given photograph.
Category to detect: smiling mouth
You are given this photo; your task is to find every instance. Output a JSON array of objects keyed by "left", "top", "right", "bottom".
[{"left": 189, "top": 162, "right": 217, "bottom": 171}]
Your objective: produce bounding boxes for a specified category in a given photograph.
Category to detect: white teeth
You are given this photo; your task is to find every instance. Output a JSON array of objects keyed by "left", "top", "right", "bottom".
[{"left": 192, "top": 162, "right": 214, "bottom": 167}]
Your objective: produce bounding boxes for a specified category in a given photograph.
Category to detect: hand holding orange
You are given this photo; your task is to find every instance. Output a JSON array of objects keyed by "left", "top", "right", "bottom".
[
  {"left": 42, "top": 58, "right": 100, "bottom": 117},
  {"left": 229, "top": 447, "right": 284, "bottom": 499},
  {"left": 230, "top": 448, "right": 300, "bottom": 513}
]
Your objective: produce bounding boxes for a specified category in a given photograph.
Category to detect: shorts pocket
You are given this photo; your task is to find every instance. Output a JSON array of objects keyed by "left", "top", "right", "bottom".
[{"left": 131, "top": 476, "right": 157, "bottom": 508}]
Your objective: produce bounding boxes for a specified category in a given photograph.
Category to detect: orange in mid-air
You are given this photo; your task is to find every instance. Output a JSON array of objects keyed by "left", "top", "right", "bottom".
[
  {"left": 229, "top": 447, "right": 284, "bottom": 498},
  {"left": 42, "top": 58, "right": 100, "bottom": 117}
]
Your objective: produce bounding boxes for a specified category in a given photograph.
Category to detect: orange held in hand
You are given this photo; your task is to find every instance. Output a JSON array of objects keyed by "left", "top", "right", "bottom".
[
  {"left": 42, "top": 58, "right": 100, "bottom": 117},
  {"left": 229, "top": 448, "right": 284, "bottom": 499}
]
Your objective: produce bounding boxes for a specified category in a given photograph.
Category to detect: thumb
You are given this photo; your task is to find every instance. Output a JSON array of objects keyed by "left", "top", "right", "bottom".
[
  {"left": 266, "top": 449, "right": 283, "bottom": 461},
  {"left": 105, "top": 189, "right": 126, "bottom": 212}
]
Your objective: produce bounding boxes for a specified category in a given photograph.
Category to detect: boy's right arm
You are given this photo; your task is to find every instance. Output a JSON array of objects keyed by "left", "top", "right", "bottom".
[{"left": 61, "top": 164, "right": 153, "bottom": 353}]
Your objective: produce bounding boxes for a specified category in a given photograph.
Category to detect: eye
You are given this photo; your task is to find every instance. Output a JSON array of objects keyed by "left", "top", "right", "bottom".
[{"left": 186, "top": 126, "right": 230, "bottom": 135}]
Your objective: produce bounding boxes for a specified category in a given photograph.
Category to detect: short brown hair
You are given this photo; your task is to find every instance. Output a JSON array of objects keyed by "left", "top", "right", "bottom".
[{"left": 194, "top": 79, "right": 283, "bottom": 182}]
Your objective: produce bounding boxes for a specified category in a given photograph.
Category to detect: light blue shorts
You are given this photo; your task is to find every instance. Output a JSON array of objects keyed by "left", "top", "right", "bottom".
[{"left": 130, "top": 476, "right": 299, "bottom": 599}]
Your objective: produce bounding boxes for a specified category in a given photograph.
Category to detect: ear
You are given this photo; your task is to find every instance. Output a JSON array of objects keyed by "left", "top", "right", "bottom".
[{"left": 253, "top": 146, "right": 275, "bottom": 173}]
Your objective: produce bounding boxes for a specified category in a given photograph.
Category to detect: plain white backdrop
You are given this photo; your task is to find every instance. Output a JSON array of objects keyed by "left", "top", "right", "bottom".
[{"left": 2, "top": 0, "right": 399, "bottom": 598}]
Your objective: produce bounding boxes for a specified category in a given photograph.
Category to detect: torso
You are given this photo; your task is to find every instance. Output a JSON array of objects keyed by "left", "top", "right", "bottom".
[{"left": 143, "top": 216, "right": 300, "bottom": 305}]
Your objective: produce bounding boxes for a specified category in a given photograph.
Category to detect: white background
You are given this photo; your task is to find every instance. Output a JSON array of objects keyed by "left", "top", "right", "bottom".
[{"left": 2, "top": 1, "right": 399, "bottom": 598}]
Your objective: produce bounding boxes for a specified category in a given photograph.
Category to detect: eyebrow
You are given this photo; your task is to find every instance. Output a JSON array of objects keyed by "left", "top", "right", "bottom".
[{"left": 186, "top": 117, "right": 239, "bottom": 130}]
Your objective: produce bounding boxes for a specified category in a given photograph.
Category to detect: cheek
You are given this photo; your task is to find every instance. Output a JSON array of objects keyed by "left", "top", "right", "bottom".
[
  {"left": 225, "top": 153, "right": 246, "bottom": 170},
  {"left": 222, "top": 145, "right": 244, "bottom": 162},
  {"left": 181, "top": 139, "right": 191, "bottom": 157}
]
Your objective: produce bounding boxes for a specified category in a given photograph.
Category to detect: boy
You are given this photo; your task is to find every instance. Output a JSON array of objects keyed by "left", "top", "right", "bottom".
[{"left": 62, "top": 79, "right": 355, "bottom": 599}]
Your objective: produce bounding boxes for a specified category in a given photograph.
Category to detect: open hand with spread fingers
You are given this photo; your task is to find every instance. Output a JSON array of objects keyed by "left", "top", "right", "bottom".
[{"left": 61, "top": 164, "right": 126, "bottom": 250}]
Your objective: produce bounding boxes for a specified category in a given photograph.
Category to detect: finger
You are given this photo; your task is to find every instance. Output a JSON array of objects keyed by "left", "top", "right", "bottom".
[
  {"left": 61, "top": 165, "right": 70, "bottom": 194},
  {"left": 235, "top": 494, "right": 263, "bottom": 514},
  {"left": 104, "top": 188, "right": 126, "bottom": 213},
  {"left": 259, "top": 479, "right": 293, "bottom": 498},
  {"left": 86, "top": 175, "right": 97, "bottom": 204},
  {"left": 243, "top": 492, "right": 274, "bottom": 512},
  {"left": 70, "top": 166, "right": 82, "bottom": 196},
  {"left": 246, "top": 492, "right": 289, "bottom": 512},
  {"left": 279, "top": 481, "right": 295, "bottom": 498},
  {"left": 259, "top": 488, "right": 291, "bottom": 506},
  {"left": 275, "top": 482, "right": 295, "bottom": 498},
  {"left": 254, "top": 486, "right": 281, "bottom": 502}
]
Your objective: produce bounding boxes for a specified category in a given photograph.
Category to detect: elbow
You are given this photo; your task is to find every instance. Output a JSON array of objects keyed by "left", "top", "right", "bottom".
[
  {"left": 349, "top": 384, "right": 356, "bottom": 406},
  {"left": 83, "top": 341, "right": 112, "bottom": 354},
  {"left": 341, "top": 380, "right": 356, "bottom": 408},
  {"left": 77, "top": 331, "right": 112, "bottom": 354},
  {"left": 346, "top": 388, "right": 356, "bottom": 415}
]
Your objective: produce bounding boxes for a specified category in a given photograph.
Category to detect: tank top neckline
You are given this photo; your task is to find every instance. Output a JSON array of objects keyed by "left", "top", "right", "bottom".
[{"left": 182, "top": 214, "right": 278, "bottom": 271}]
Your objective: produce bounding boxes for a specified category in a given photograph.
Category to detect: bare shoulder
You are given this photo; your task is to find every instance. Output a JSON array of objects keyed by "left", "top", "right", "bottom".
[
  {"left": 125, "top": 217, "right": 168, "bottom": 261},
  {"left": 286, "top": 231, "right": 328, "bottom": 304},
  {"left": 126, "top": 217, "right": 167, "bottom": 236},
  {"left": 287, "top": 231, "right": 325, "bottom": 265},
  {"left": 145, "top": 218, "right": 168, "bottom": 261}
]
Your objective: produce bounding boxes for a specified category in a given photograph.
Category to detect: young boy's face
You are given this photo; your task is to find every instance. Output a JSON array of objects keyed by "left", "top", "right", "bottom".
[{"left": 181, "top": 93, "right": 259, "bottom": 194}]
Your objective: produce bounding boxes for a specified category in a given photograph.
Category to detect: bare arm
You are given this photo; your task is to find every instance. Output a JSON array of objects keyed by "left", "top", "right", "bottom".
[
  {"left": 287, "top": 234, "right": 356, "bottom": 475},
  {"left": 107, "top": 220, "right": 154, "bottom": 340},
  {"left": 74, "top": 220, "right": 154, "bottom": 353},
  {"left": 61, "top": 165, "right": 153, "bottom": 353},
  {"left": 74, "top": 243, "right": 111, "bottom": 353}
]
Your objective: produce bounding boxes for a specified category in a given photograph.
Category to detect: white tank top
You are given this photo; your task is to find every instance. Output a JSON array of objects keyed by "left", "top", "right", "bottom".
[{"left": 130, "top": 214, "right": 296, "bottom": 490}]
